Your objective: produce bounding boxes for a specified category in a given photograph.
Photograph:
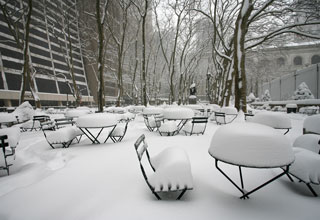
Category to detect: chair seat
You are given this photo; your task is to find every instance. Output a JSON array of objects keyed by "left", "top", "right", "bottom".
[
  {"left": 182, "top": 122, "right": 205, "bottom": 134},
  {"left": 46, "top": 127, "right": 78, "bottom": 144},
  {"left": 111, "top": 126, "right": 125, "bottom": 136},
  {"left": 149, "top": 147, "right": 193, "bottom": 192},
  {"left": 158, "top": 121, "right": 177, "bottom": 133},
  {"left": 290, "top": 147, "right": 320, "bottom": 184}
]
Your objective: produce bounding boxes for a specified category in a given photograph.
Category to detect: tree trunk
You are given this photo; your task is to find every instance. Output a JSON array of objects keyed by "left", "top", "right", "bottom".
[
  {"left": 141, "top": 0, "right": 148, "bottom": 106},
  {"left": 96, "top": 0, "right": 106, "bottom": 112},
  {"left": 233, "top": 0, "right": 253, "bottom": 112}
]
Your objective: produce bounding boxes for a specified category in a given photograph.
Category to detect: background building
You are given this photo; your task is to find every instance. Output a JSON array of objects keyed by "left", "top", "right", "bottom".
[{"left": 0, "top": 0, "right": 92, "bottom": 107}]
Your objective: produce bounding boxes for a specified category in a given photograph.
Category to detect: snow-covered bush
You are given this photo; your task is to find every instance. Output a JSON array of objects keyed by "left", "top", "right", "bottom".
[
  {"left": 292, "top": 82, "right": 315, "bottom": 100},
  {"left": 247, "top": 93, "right": 256, "bottom": 103},
  {"left": 261, "top": 90, "right": 271, "bottom": 102}
]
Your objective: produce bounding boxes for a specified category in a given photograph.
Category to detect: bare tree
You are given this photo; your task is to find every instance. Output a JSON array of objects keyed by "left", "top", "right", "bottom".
[{"left": 0, "top": 0, "right": 41, "bottom": 107}]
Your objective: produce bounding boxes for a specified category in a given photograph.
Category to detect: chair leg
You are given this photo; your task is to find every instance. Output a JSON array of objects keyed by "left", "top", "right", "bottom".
[
  {"left": 306, "top": 183, "right": 318, "bottom": 197},
  {"left": 176, "top": 189, "right": 187, "bottom": 200}
]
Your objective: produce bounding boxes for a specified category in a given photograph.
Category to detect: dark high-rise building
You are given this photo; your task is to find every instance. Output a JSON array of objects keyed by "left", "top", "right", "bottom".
[{"left": 0, "top": 0, "right": 91, "bottom": 107}]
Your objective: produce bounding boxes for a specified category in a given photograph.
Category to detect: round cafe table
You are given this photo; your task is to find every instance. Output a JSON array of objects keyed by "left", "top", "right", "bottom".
[
  {"left": 76, "top": 113, "right": 118, "bottom": 144},
  {"left": 208, "top": 122, "right": 294, "bottom": 199}
]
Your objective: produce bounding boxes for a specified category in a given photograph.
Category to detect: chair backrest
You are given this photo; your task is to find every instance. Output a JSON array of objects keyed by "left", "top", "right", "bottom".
[
  {"left": 215, "top": 112, "right": 226, "bottom": 124},
  {"left": 154, "top": 114, "right": 164, "bottom": 129},
  {"left": 0, "top": 135, "right": 9, "bottom": 149},
  {"left": 54, "top": 117, "right": 75, "bottom": 128},
  {"left": 33, "top": 115, "right": 50, "bottom": 122},
  {"left": 134, "top": 134, "right": 155, "bottom": 170},
  {"left": 192, "top": 117, "right": 208, "bottom": 124}
]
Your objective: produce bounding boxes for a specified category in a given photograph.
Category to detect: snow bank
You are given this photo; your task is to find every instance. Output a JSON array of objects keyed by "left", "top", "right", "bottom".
[
  {"left": 0, "top": 127, "right": 20, "bottom": 148},
  {"left": 76, "top": 113, "right": 118, "bottom": 128},
  {"left": 303, "top": 114, "right": 320, "bottom": 134},
  {"left": 209, "top": 123, "right": 294, "bottom": 167},
  {"left": 290, "top": 148, "right": 320, "bottom": 183},
  {"left": 149, "top": 147, "right": 193, "bottom": 192},
  {"left": 249, "top": 111, "right": 292, "bottom": 129},
  {"left": 163, "top": 107, "right": 194, "bottom": 120}
]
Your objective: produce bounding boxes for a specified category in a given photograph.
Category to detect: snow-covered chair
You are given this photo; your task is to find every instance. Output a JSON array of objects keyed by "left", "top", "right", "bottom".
[
  {"left": 287, "top": 134, "right": 320, "bottom": 196},
  {"left": 110, "top": 119, "right": 129, "bottom": 143},
  {"left": 0, "top": 135, "right": 14, "bottom": 175},
  {"left": 249, "top": 112, "right": 292, "bottom": 135},
  {"left": 303, "top": 115, "right": 320, "bottom": 135},
  {"left": 134, "top": 134, "right": 193, "bottom": 200},
  {"left": 215, "top": 107, "right": 238, "bottom": 125},
  {"left": 143, "top": 114, "right": 164, "bottom": 132},
  {"left": 158, "top": 121, "right": 178, "bottom": 136},
  {"left": 182, "top": 117, "right": 208, "bottom": 136},
  {"left": 40, "top": 121, "right": 82, "bottom": 149},
  {"left": 20, "top": 115, "right": 51, "bottom": 132}
]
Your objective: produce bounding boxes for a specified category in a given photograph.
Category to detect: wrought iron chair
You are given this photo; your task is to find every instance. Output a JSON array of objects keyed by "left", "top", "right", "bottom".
[
  {"left": 182, "top": 117, "right": 208, "bottom": 136},
  {"left": 110, "top": 119, "right": 129, "bottom": 143},
  {"left": 134, "top": 134, "right": 193, "bottom": 200},
  {"left": 0, "top": 135, "right": 15, "bottom": 175}
]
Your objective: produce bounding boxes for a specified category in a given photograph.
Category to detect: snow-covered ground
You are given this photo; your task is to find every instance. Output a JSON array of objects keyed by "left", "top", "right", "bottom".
[{"left": 0, "top": 112, "right": 319, "bottom": 220}]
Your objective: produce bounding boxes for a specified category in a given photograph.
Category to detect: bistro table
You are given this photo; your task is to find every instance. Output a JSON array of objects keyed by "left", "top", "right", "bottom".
[
  {"left": 162, "top": 107, "right": 194, "bottom": 135},
  {"left": 249, "top": 111, "right": 292, "bottom": 135},
  {"left": 208, "top": 122, "right": 294, "bottom": 199},
  {"left": 76, "top": 113, "right": 118, "bottom": 144}
]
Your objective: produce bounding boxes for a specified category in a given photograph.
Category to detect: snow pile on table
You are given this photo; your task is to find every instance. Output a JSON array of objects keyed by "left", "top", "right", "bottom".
[
  {"left": 0, "top": 127, "right": 20, "bottom": 148},
  {"left": 127, "top": 105, "right": 145, "bottom": 113},
  {"left": 299, "top": 106, "right": 319, "bottom": 115},
  {"left": 249, "top": 111, "right": 292, "bottom": 129},
  {"left": 76, "top": 113, "right": 118, "bottom": 128},
  {"left": 149, "top": 147, "right": 193, "bottom": 192},
  {"left": 209, "top": 122, "right": 294, "bottom": 167},
  {"left": 65, "top": 109, "right": 91, "bottom": 118},
  {"left": 143, "top": 106, "right": 163, "bottom": 115},
  {"left": 303, "top": 114, "right": 320, "bottom": 134},
  {"left": 12, "top": 101, "right": 34, "bottom": 122},
  {"left": 293, "top": 134, "right": 320, "bottom": 153},
  {"left": 163, "top": 107, "right": 194, "bottom": 120},
  {"left": 290, "top": 147, "right": 320, "bottom": 183},
  {"left": 117, "top": 112, "right": 135, "bottom": 121}
]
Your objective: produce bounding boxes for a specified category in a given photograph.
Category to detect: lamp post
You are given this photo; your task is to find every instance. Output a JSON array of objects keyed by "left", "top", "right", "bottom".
[{"left": 206, "top": 72, "right": 212, "bottom": 102}]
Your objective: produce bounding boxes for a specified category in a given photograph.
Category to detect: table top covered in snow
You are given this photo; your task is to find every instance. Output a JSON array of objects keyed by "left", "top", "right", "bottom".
[
  {"left": 163, "top": 107, "right": 194, "bottom": 120},
  {"left": 208, "top": 122, "right": 294, "bottom": 168},
  {"left": 76, "top": 113, "right": 118, "bottom": 128},
  {"left": 249, "top": 111, "right": 292, "bottom": 129}
]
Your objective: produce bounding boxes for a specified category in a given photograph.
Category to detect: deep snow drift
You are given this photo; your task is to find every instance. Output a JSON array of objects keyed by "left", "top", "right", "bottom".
[{"left": 0, "top": 112, "right": 319, "bottom": 220}]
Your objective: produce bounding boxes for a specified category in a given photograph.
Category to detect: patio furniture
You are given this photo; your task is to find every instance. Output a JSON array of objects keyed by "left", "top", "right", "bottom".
[
  {"left": 162, "top": 107, "right": 194, "bottom": 135},
  {"left": 208, "top": 122, "right": 294, "bottom": 199},
  {"left": 158, "top": 121, "right": 178, "bottom": 136},
  {"left": 0, "top": 127, "right": 20, "bottom": 175},
  {"left": 249, "top": 112, "right": 292, "bottom": 135},
  {"left": 142, "top": 107, "right": 164, "bottom": 132},
  {"left": 54, "top": 117, "right": 75, "bottom": 129},
  {"left": 182, "top": 116, "right": 208, "bottom": 136},
  {"left": 40, "top": 121, "right": 81, "bottom": 149},
  {"left": 20, "top": 115, "right": 51, "bottom": 132},
  {"left": 110, "top": 119, "right": 129, "bottom": 143},
  {"left": 76, "top": 113, "right": 118, "bottom": 144},
  {"left": 0, "top": 113, "right": 18, "bottom": 128},
  {"left": 134, "top": 134, "right": 193, "bottom": 200},
  {"left": 286, "top": 134, "right": 320, "bottom": 196},
  {"left": 303, "top": 114, "right": 320, "bottom": 135},
  {"left": 215, "top": 107, "right": 238, "bottom": 125}
]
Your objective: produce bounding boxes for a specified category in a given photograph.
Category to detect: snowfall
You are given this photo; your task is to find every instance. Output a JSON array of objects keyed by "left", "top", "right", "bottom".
[{"left": 0, "top": 105, "right": 319, "bottom": 220}]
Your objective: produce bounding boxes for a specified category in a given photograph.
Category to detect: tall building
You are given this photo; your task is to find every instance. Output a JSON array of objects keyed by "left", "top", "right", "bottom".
[{"left": 0, "top": 0, "right": 91, "bottom": 107}]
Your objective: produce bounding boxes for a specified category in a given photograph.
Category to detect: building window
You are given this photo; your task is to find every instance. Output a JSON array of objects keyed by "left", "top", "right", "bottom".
[
  {"left": 293, "top": 56, "right": 302, "bottom": 65},
  {"left": 277, "top": 57, "right": 285, "bottom": 66},
  {"left": 311, "top": 55, "right": 320, "bottom": 64}
]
